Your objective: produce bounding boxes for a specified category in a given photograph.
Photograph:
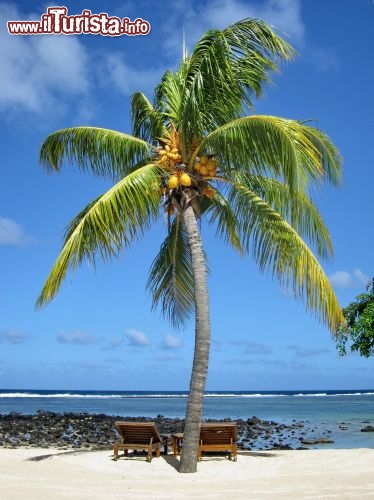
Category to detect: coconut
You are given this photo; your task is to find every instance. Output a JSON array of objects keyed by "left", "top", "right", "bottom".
[
  {"left": 168, "top": 175, "right": 179, "bottom": 189},
  {"left": 207, "top": 159, "right": 218, "bottom": 169},
  {"left": 180, "top": 173, "right": 192, "bottom": 186},
  {"left": 204, "top": 187, "right": 215, "bottom": 198}
]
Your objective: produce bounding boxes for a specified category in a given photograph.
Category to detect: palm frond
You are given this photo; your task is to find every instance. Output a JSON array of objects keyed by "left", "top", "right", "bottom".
[
  {"left": 202, "top": 189, "right": 243, "bottom": 253},
  {"left": 200, "top": 116, "right": 342, "bottom": 192},
  {"left": 228, "top": 182, "right": 344, "bottom": 332},
  {"left": 36, "top": 164, "right": 162, "bottom": 308},
  {"left": 179, "top": 18, "right": 295, "bottom": 140},
  {"left": 154, "top": 68, "right": 188, "bottom": 132},
  {"left": 298, "top": 126, "right": 342, "bottom": 186},
  {"left": 229, "top": 172, "right": 333, "bottom": 259},
  {"left": 40, "top": 127, "right": 153, "bottom": 180},
  {"left": 147, "top": 215, "right": 195, "bottom": 328},
  {"left": 131, "top": 92, "right": 167, "bottom": 143}
]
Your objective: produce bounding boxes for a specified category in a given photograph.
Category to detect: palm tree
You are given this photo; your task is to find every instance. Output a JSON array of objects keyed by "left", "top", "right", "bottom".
[{"left": 37, "top": 19, "right": 344, "bottom": 473}]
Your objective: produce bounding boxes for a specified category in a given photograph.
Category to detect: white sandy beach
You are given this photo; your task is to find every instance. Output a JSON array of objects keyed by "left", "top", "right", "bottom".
[{"left": 0, "top": 448, "right": 373, "bottom": 499}]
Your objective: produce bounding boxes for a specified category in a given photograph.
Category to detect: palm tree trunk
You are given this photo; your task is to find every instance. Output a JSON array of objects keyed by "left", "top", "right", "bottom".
[{"left": 179, "top": 201, "right": 211, "bottom": 473}]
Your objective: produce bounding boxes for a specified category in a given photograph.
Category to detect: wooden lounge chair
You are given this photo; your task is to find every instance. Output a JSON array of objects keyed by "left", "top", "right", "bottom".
[
  {"left": 198, "top": 422, "right": 237, "bottom": 461},
  {"left": 113, "top": 421, "right": 168, "bottom": 462}
]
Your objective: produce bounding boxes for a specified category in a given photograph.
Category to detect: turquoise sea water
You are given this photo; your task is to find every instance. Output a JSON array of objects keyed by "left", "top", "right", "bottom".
[{"left": 1, "top": 389, "right": 374, "bottom": 449}]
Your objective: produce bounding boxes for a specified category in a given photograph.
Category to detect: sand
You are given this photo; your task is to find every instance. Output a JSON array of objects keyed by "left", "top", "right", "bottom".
[{"left": 0, "top": 447, "right": 373, "bottom": 499}]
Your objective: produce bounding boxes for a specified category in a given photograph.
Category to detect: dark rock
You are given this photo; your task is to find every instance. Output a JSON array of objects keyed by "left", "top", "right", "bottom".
[
  {"left": 0, "top": 411, "right": 337, "bottom": 453},
  {"left": 247, "top": 416, "right": 262, "bottom": 425},
  {"left": 272, "top": 443, "right": 293, "bottom": 450},
  {"left": 300, "top": 438, "right": 334, "bottom": 445}
]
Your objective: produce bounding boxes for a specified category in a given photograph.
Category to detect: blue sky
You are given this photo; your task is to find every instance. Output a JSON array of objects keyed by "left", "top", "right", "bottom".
[{"left": 0, "top": 0, "right": 373, "bottom": 391}]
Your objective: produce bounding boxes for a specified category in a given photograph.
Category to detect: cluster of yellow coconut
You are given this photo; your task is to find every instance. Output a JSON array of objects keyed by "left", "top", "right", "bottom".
[
  {"left": 167, "top": 170, "right": 192, "bottom": 189},
  {"left": 194, "top": 156, "right": 218, "bottom": 177},
  {"left": 166, "top": 172, "right": 215, "bottom": 199},
  {"left": 158, "top": 144, "right": 182, "bottom": 166},
  {"left": 157, "top": 141, "right": 218, "bottom": 211}
]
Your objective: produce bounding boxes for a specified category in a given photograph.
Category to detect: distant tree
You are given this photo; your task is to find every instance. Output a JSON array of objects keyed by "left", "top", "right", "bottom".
[{"left": 336, "top": 279, "right": 374, "bottom": 357}]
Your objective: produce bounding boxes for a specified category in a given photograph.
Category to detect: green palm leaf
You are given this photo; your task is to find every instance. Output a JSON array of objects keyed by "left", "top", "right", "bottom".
[
  {"left": 36, "top": 164, "right": 162, "bottom": 308},
  {"left": 131, "top": 92, "right": 167, "bottom": 143},
  {"left": 147, "top": 215, "right": 196, "bottom": 328},
  {"left": 40, "top": 126, "right": 153, "bottom": 180},
  {"left": 229, "top": 172, "right": 333, "bottom": 259},
  {"left": 154, "top": 69, "right": 186, "bottom": 126},
  {"left": 298, "top": 125, "right": 342, "bottom": 185},
  {"left": 200, "top": 116, "right": 342, "bottom": 192},
  {"left": 203, "top": 189, "right": 243, "bottom": 253},
  {"left": 228, "top": 182, "right": 343, "bottom": 331},
  {"left": 178, "top": 18, "right": 295, "bottom": 140}
]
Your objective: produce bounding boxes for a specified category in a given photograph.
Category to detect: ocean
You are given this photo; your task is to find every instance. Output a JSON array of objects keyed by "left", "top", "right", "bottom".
[{"left": 1, "top": 389, "right": 374, "bottom": 449}]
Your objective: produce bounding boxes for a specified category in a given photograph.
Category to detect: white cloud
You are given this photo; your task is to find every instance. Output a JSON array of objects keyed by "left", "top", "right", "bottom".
[
  {"left": 225, "top": 356, "right": 313, "bottom": 371},
  {"left": 0, "top": 3, "right": 90, "bottom": 116},
  {"left": 244, "top": 342, "right": 273, "bottom": 355},
  {"left": 155, "top": 353, "right": 181, "bottom": 362},
  {"left": 162, "top": 334, "right": 182, "bottom": 349},
  {"left": 104, "top": 356, "right": 123, "bottom": 363},
  {"left": 329, "top": 270, "right": 352, "bottom": 288},
  {"left": 287, "top": 345, "right": 330, "bottom": 357},
  {"left": 0, "top": 330, "right": 29, "bottom": 344},
  {"left": 263, "top": 358, "right": 314, "bottom": 371},
  {"left": 308, "top": 46, "right": 339, "bottom": 72},
  {"left": 0, "top": 0, "right": 306, "bottom": 122},
  {"left": 205, "top": 0, "right": 304, "bottom": 39},
  {"left": 57, "top": 331, "right": 97, "bottom": 345},
  {"left": 329, "top": 268, "right": 369, "bottom": 288},
  {"left": 101, "top": 52, "right": 162, "bottom": 96},
  {"left": 63, "top": 361, "right": 114, "bottom": 373},
  {"left": 125, "top": 328, "right": 150, "bottom": 347},
  {"left": 0, "top": 3, "right": 160, "bottom": 119},
  {"left": 231, "top": 339, "right": 273, "bottom": 355},
  {"left": 0, "top": 216, "right": 35, "bottom": 245},
  {"left": 163, "top": 0, "right": 305, "bottom": 58},
  {"left": 107, "top": 338, "right": 124, "bottom": 349},
  {"left": 353, "top": 269, "right": 370, "bottom": 287}
]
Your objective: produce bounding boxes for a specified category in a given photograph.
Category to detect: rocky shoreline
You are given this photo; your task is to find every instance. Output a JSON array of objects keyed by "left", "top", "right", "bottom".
[{"left": 0, "top": 411, "right": 349, "bottom": 451}]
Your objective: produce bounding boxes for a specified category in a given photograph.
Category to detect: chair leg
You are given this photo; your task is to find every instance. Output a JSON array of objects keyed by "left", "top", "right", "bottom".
[{"left": 113, "top": 444, "right": 118, "bottom": 461}]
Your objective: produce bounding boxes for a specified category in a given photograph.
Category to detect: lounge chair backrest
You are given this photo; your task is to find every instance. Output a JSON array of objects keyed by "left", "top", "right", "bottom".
[
  {"left": 200, "top": 422, "right": 237, "bottom": 444},
  {"left": 115, "top": 421, "right": 162, "bottom": 444}
]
